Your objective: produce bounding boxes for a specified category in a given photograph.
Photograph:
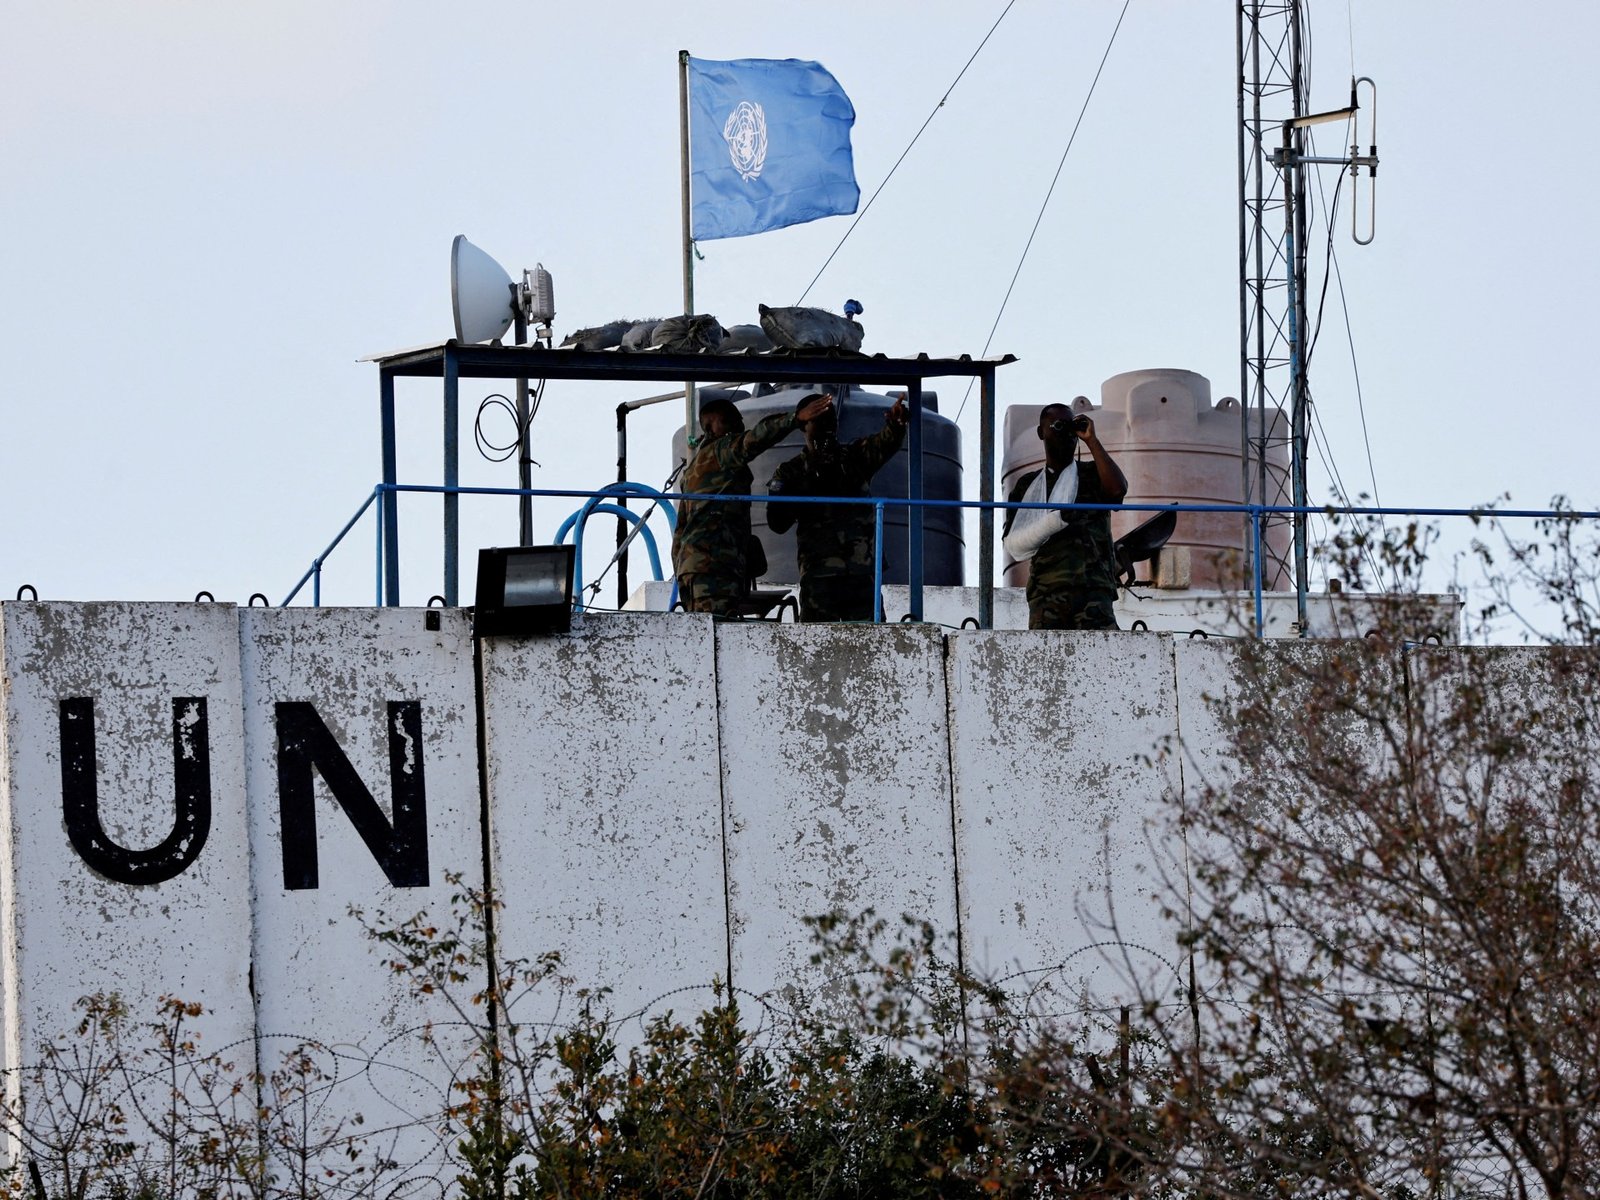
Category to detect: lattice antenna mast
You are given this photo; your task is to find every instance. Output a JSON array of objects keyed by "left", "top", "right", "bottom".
[
  {"left": 1238, "top": 1, "right": 1377, "bottom": 632},
  {"left": 1237, "top": 1, "right": 1306, "bottom": 598}
]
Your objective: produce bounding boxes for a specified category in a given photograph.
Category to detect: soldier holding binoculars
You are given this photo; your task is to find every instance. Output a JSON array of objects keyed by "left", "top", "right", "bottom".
[{"left": 1002, "top": 403, "right": 1128, "bottom": 630}]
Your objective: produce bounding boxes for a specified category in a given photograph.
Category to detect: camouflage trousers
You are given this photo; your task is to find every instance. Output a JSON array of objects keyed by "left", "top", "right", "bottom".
[
  {"left": 677, "top": 573, "right": 745, "bottom": 617},
  {"left": 1027, "top": 588, "right": 1119, "bottom": 631},
  {"left": 799, "top": 574, "right": 880, "bottom": 623}
]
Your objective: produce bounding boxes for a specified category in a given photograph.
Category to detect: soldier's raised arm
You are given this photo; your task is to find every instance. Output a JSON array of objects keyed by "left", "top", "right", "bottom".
[{"left": 719, "top": 393, "right": 834, "bottom": 469}]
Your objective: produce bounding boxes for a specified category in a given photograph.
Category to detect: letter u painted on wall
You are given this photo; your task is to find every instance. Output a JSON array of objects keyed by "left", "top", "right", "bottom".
[
  {"left": 57, "top": 697, "right": 430, "bottom": 889},
  {"left": 59, "top": 696, "right": 212, "bottom": 885}
]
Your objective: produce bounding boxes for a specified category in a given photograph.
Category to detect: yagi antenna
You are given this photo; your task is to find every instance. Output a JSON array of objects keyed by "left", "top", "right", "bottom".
[
  {"left": 1350, "top": 77, "right": 1379, "bottom": 245},
  {"left": 450, "top": 235, "right": 556, "bottom": 345}
]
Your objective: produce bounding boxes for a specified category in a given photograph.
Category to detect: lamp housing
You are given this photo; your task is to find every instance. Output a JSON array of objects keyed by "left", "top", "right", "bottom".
[{"left": 474, "top": 545, "right": 576, "bottom": 636}]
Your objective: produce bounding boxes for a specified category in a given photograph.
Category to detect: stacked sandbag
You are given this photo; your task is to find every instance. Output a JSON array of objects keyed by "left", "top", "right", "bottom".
[
  {"left": 720, "top": 323, "right": 774, "bottom": 353},
  {"left": 649, "top": 313, "right": 727, "bottom": 353},
  {"left": 559, "top": 319, "right": 637, "bottom": 351},
  {"left": 757, "top": 304, "right": 864, "bottom": 352},
  {"left": 620, "top": 318, "right": 668, "bottom": 351}
]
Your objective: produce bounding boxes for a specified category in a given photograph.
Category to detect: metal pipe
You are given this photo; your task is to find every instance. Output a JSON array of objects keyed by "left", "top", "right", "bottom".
[
  {"left": 1236, "top": 1, "right": 1252, "bottom": 575},
  {"left": 1284, "top": 120, "right": 1311, "bottom": 634},
  {"left": 873, "top": 501, "right": 885, "bottom": 623},
  {"left": 616, "top": 403, "right": 629, "bottom": 608},
  {"left": 380, "top": 370, "right": 400, "bottom": 605},
  {"left": 555, "top": 482, "right": 678, "bottom": 537},
  {"left": 1251, "top": 506, "right": 1265, "bottom": 637},
  {"left": 978, "top": 367, "right": 996, "bottom": 629},
  {"left": 514, "top": 309, "right": 532, "bottom": 546},
  {"left": 1289, "top": 0, "right": 1310, "bottom": 635},
  {"left": 906, "top": 380, "right": 924, "bottom": 621},
  {"left": 443, "top": 344, "right": 460, "bottom": 607},
  {"left": 678, "top": 51, "right": 697, "bottom": 454},
  {"left": 560, "top": 505, "right": 666, "bottom": 608},
  {"left": 377, "top": 481, "right": 1600, "bottom": 524},
  {"left": 1249, "top": 3, "right": 1269, "bottom": 551},
  {"left": 282, "top": 486, "right": 381, "bottom": 607},
  {"left": 375, "top": 485, "right": 385, "bottom": 606}
]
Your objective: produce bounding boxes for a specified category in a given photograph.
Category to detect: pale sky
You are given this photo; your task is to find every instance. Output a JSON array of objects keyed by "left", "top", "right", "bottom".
[{"left": 2, "top": 2, "right": 1594, "bottom": 613}]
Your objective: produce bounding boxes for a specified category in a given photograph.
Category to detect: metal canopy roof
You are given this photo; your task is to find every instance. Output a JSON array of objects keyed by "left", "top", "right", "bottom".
[
  {"left": 367, "top": 339, "right": 1017, "bottom": 625},
  {"left": 362, "top": 339, "right": 1015, "bottom": 383}
]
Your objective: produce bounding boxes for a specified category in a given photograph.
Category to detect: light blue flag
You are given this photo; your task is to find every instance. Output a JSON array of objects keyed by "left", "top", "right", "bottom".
[{"left": 688, "top": 56, "right": 859, "bottom": 241}]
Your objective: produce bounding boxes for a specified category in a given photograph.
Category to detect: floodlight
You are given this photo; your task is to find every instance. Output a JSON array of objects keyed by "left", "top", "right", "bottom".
[
  {"left": 451, "top": 235, "right": 517, "bottom": 344},
  {"left": 474, "top": 545, "right": 576, "bottom": 636}
]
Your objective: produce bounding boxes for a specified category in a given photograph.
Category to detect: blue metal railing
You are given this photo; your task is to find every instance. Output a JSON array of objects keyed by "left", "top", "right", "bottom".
[
  {"left": 284, "top": 482, "right": 1600, "bottom": 637},
  {"left": 281, "top": 486, "right": 382, "bottom": 608}
]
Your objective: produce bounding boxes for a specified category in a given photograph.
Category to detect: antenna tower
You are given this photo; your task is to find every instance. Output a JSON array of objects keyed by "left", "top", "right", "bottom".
[
  {"left": 1238, "top": 1, "right": 1377, "bottom": 632},
  {"left": 1236, "top": 0, "right": 1305, "bottom": 601}
]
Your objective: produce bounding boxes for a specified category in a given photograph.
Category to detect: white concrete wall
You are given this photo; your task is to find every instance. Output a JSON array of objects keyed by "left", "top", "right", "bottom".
[
  {"left": 240, "top": 606, "right": 484, "bottom": 1187},
  {"left": 947, "top": 630, "right": 1186, "bottom": 1013},
  {"left": 14, "top": 600, "right": 1532, "bottom": 1179},
  {"left": 480, "top": 614, "right": 730, "bottom": 1038},
  {"left": 716, "top": 622, "right": 959, "bottom": 1010},
  {"left": 0, "top": 603, "right": 255, "bottom": 1127}
]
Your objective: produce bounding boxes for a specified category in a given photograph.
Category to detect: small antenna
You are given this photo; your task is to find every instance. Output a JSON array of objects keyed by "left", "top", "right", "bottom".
[{"left": 1350, "top": 77, "right": 1379, "bottom": 245}]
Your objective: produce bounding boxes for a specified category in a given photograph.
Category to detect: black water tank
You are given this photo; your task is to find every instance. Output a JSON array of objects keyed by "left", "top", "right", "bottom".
[{"left": 671, "top": 385, "right": 964, "bottom": 586}]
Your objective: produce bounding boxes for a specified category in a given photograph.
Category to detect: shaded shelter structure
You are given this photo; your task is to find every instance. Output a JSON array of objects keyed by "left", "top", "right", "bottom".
[{"left": 361, "top": 342, "right": 1016, "bottom": 624}]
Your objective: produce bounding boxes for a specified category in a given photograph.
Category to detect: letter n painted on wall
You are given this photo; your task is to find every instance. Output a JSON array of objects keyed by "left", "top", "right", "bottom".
[
  {"left": 59, "top": 696, "right": 213, "bottom": 885},
  {"left": 274, "top": 701, "right": 429, "bottom": 890}
]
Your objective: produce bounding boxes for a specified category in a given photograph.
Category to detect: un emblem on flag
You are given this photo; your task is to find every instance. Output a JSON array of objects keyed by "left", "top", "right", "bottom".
[{"left": 722, "top": 101, "right": 768, "bottom": 182}]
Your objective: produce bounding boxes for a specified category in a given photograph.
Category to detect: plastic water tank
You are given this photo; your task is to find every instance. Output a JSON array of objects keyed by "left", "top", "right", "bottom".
[
  {"left": 1000, "top": 369, "right": 1290, "bottom": 590},
  {"left": 672, "top": 385, "right": 964, "bottom": 586}
]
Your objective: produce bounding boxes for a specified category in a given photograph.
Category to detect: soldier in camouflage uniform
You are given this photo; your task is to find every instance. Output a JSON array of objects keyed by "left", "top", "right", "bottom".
[
  {"left": 673, "top": 392, "right": 835, "bottom": 616},
  {"left": 767, "top": 396, "right": 908, "bottom": 622},
  {"left": 1002, "top": 403, "right": 1128, "bottom": 630}
]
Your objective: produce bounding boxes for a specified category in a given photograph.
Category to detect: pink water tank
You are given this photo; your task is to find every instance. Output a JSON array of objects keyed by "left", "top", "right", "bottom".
[{"left": 1000, "top": 369, "right": 1290, "bottom": 590}]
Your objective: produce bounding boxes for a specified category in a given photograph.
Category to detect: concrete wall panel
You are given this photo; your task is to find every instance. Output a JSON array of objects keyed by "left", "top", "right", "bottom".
[
  {"left": 717, "top": 623, "right": 957, "bottom": 1008},
  {"left": 240, "top": 606, "right": 483, "bottom": 1186},
  {"left": 1171, "top": 637, "right": 1248, "bottom": 803},
  {"left": 481, "top": 614, "right": 729, "bottom": 1032},
  {"left": 948, "top": 631, "right": 1184, "bottom": 1012},
  {"left": 0, "top": 602, "right": 253, "bottom": 1088}
]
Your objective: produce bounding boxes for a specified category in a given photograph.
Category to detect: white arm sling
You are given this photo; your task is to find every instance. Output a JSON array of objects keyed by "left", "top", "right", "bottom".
[{"left": 1003, "top": 461, "right": 1078, "bottom": 563}]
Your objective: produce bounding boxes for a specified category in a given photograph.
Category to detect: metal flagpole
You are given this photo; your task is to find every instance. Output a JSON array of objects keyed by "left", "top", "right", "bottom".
[{"left": 678, "top": 51, "right": 697, "bottom": 448}]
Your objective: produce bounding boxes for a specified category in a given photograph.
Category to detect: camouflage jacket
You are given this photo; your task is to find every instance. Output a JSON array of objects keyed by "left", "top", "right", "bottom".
[
  {"left": 766, "top": 422, "right": 905, "bottom": 579},
  {"left": 672, "top": 412, "right": 798, "bottom": 580},
  {"left": 1004, "top": 463, "right": 1117, "bottom": 599}
]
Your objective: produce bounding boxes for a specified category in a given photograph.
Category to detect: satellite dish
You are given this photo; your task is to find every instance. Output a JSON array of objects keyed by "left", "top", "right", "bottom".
[
  {"left": 451, "top": 235, "right": 516, "bottom": 344},
  {"left": 450, "top": 236, "right": 557, "bottom": 345}
]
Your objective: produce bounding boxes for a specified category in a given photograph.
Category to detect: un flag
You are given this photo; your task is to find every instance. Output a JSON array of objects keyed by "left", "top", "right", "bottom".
[{"left": 688, "top": 57, "right": 859, "bottom": 241}]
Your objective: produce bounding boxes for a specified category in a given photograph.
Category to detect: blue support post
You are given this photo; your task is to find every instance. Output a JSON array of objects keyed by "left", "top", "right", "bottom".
[
  {"left": 978, "top": 366, "right": 996, "bottom": 629},
  {"left": 375, "top": 498, "right": 384, "bottom": 606},
  {"left": 443, "top": 345, "right": 460, "bottom": 606},
  {"left": 380, "top": 370, "right": 400, "bottom": 605},
  {"left": 906, "top": 380, "right": 924, "bottom": 621},
  {"left": 873, "top": 500, "right": 885, "bottom": 623},
  {"left": 1251, "top": 506, "right": 1265, "bottom": 638}
]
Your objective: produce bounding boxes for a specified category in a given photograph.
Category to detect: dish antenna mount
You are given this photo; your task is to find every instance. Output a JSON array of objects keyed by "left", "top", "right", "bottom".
[
  {"left": 450, "top": 234, "right": 555, "bottom": 346},
  {"left": 451, "top": 235, "right": 556, "bottom": 545}
]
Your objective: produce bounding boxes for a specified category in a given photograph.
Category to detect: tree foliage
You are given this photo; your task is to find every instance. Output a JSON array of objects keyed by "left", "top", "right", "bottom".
[{"left": 1153, "top": 508, "right": 1600, "bottom": 1198}]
